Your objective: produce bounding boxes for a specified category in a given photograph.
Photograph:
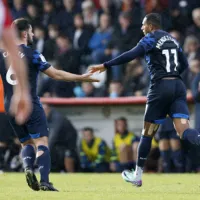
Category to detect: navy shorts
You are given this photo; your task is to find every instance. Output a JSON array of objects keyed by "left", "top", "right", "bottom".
[
  {"left": 7, "top": 103, "right": 49, "bottom": 143},
  {"left": 144, "top": 78, "right": 189, "bottom": 124}
]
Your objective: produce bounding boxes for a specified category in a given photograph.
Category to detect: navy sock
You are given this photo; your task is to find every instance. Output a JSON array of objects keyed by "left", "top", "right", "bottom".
[
  {"left": 36, "top": 145, "right": 51, "bottom": 183},
  {"left": 160, "top": 150, "right": 171, "bottom": 173},
  {"left": 136, "top": 136, "right": 152, "bottom": 168},
  {"left": 182, "top": 128, "right": 200, "bottom": 145},
  {"left": 172, "top": 149, "right": 184, "bottom": 172},
  {"left": 21, "top": 145, "right": 35, "bottom": 170}
]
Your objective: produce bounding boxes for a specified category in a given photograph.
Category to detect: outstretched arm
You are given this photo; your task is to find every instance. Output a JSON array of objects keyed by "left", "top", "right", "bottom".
[
  {"left": 89, "top": 45, "right": 145, "bottom": 73},
  {"left": 43, "top": 66, "right": 99, "bottom": 82},
  {"left": 104, "top": 45, "right": 145, "bottom": 68}
]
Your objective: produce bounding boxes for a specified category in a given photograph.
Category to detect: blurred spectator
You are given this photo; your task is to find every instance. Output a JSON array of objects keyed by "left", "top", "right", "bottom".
[
  {"left": 82, "top": 0, "right": 99, "bottom": 28},
  {"left": 169, "top": 0, "right": 193, "bottom": 32},
  {"left": 108, "top": 81, "right": 125, "bottom": 98},
  {"left": 56, "top": 0, "right": 80, "bottom": 35},
  {"left": 186, "top": 8, "right": 200, "bottom": 40},
  {"left": 33, "top": 25, "right": 45, "bottom": 54},
  {"left": 43, "top": 24, "right": 59, "bottom": 62},
  {"left": 26, "top": 3, "right": 41, "bottom": 27},
  {"left": 73, "top": 13, "right": 94, "bottom": 56},
  {"left": 169, "top": 29, "right": 183, "bottom": 45},
  {"left": 38, "top": 77, "right": 75, "bottom": 98},
  {"left": 158, "top": 117, "right": 184, "bottom": 173},
  {"left": 80, "top": 127, "right": 110, "bottom": 172},
  {"left": 146, "top": 0, "right": 171, "bottom": 30},
  {"left": 182, "top": 36, "right": 200, "bottom": 90},
  {"left": 184, "top": 35, "right": 200, "bottom": 62},
  {"left": 43, "top": 103, "right": 79, "bottom": 172},
  {"left": 110, "top": 117, "right": 139, "bottom": 172},
  {"left": 42, "top": 0, "right": 57, "bottom": 27},
  {"left": 98, "top": 0, "right": 118, "bottom": 23},
  {"left": 11, "top": 0, "right": 27, "bottom": 19},
  {"left": 123, "top": 60, "right": 148, "bottom": 96},
  {"left": 191, "top": 59, "right": 200, "bottom": 131},
  {"left": 56, "top": 34, "right": 80, "bottom": 74},
  {"left": 89, "top": 13, "right": 113, "bottom": 64},
  {"left": 106, "top": 11, "right": 142, "bottom": 80},
  {"left": 74, "top": 82, "right": 104, "bottom": 97},
  {"left": 120, "top": 0, "right": 142, "bottom": 26}
]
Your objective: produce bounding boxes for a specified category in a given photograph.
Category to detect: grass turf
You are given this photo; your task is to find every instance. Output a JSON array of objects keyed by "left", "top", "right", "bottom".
[{"left": 0, "top": 173, "right": 200, "bottom": 200}]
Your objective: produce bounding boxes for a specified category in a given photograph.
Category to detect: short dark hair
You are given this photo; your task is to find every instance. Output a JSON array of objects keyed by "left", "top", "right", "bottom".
[
  {"left": 12, "top": 18, "right": 31, "bottom": 38},
  {"left": 82, "top": 127, "right": 94, "bottom": 134},
  {"left": 145, "top": 13, "right": 161, "bottom": 28}
]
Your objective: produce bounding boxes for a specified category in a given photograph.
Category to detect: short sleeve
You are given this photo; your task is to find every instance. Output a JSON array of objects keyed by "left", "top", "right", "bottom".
[
  {"left": 32, "top": 50, "right": 51, "bottom": 71},
  {"left": 138, "top": 33, "right": 156, "bottom": 53}
]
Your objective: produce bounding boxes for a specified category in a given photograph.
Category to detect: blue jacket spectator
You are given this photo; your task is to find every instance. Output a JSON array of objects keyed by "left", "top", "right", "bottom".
[{"left": 89, "top": 13, "right": 113, "bottom": 64}]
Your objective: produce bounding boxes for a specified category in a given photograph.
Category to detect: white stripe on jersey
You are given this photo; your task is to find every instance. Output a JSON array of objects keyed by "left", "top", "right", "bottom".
[{"left": 0, "top": 0, "right": 5, "bottom": 38}]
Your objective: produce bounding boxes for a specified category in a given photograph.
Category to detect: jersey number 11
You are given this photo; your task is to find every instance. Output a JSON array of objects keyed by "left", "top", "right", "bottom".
[{"left": 162, "top": 49, "right": 178, "bottom": 72}]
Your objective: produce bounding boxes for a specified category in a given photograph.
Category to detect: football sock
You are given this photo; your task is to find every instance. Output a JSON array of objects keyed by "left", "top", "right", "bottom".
[
  {"left": 160, "top": 150, "right": 171, "bottom": 173},
  {"left": 21, "top": 144, "right": 35, "bottom": 170},
  {"left": 36, "top": 145, "right": 50, "bottom": 183},
  {"left": 172, "top": 149, "right": 184, "bottom": 172},
  {"left": 136, "top": 136, "right": 152, "bottom": 168},
  {"left": 0, "top": 146, "right": 7, "bottom": 170},
  {"left": 182, "top": 128, "right": 200, "bottom": 145},
  {"left": 135, "top": 136, "right": 152, "bottom": 178}
]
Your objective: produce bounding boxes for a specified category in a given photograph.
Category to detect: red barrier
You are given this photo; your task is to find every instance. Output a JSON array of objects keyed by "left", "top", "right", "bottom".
[{"left": 41, "top": 94, "right": 194, "bottom": 105}]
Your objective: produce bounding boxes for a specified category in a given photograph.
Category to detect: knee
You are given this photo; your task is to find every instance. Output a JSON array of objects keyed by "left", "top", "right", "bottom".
[
  {"left": 34, "top": 136, "right": 48, "bottom": 148},
  {"left": 21, "top": 139, "right": 34, "bottom": 148}
]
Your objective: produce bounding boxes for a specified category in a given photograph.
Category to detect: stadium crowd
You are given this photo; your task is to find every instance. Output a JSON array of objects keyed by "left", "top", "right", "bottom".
[{"left": 1, "top": 0, "right": 200, "bottom": 173}]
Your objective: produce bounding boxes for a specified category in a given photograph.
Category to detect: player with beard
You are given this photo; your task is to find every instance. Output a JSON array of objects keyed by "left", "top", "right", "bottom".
[{"left": 0, "top": 18, "right": 99, "bottom": 191}]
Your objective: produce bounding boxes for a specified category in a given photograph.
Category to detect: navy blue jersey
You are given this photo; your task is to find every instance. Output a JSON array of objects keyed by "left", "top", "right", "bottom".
[
  {"left": 139, "top": 30, "right": 188, "bottom": 81},
  {"left": 0, "top": 44, "right": 51, "bottom": 111},
  {"left": 104, "top": 30, "right": 188, "bottom": 82}
]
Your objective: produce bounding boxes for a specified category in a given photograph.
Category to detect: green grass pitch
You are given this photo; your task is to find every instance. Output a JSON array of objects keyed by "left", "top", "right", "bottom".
[{"left": 0, "top": 173, "right": 200, "bottom": 200}]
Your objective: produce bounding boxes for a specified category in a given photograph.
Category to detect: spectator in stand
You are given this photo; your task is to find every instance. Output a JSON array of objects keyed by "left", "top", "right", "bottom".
[
  {"left": 186, "top": 8, "right": 200, "bottom": 40},
  {"left": 11, "top": 0, "right": 27, "bottom": 19},
  {"left": 158, "top": 117, "right": 184, "bottom": 173},
  {"left": 55, "top": 34, "right": 80, "bottom": 74},
  {"left": 120, "top": 0, "right": 142, "bottom": 27},
  {"left": 98, "top": 0, "right": 118, "bottom": 24},
  {"left": 42, "top": 0, "right": 57, "bottom": 27},
  {"left": 43, "top": 103, "right": 79, "bottom": 172},
  {"left": 108, "top": 81, "right": 124, "bottom": 98},
  {"left": 56, "top": 0, "right": 80, "bottom": 36},
  {"left": 106, "top": 11, "right": 142, "bottom": 80},
  {"left": 89, "top": 13, "right": 113, "bottom": 64},
  {"left": 26, "top": 3, "right": 42, "bottom": 28},
  {"left": 145, "top": 0, "right": 171, "bottom": 30},
  {"left": 184, "top": 35, "right": 200, "bottom": 62},
  {"left": 80, "top": 127, "right": 110, "bottom": 172},
  {"left": 110, "top": 117, "right": 139, "bottom": 172},
  {"left": 33, "top": 25, "right": 45, "bottom": 54},
  {"left": 191, "top": 59, "right": 200, "bottom": 131},
  {"left": 82, "top": 0, "right": 99, "bottom": 28},
  {"left": 72, "top": 13, "right": 94, "bottom": 56},
  {"left": 43, "top": 24, "right": 59, "bottom": 62},
  {"left": 169, "top": 0, "right": 194, "bottom": 32},
  {"left": 182, "top": 36, "right": 200, "bottom": 91},
  {"left": 123, "top": 60, "right": 148, "bottom": 96},
  {"left": 169, "top": 29, "right": 183, "bottom": 45}
]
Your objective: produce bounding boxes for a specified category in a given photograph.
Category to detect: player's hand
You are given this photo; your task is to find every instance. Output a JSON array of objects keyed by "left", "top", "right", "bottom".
[
  {"left": 80, "top": 73, "right": 100, "bottom": 82},
  {"left": 9, "top": 90, "right": 32, "bottom": 125},
  {"left": 88, "top": 64, "right": 106, "bottom": 74}
]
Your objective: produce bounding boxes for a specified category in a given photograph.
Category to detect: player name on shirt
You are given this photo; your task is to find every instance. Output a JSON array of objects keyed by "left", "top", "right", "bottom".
[{"left": 156, "top": 35, "right": 179, "bottom": 49}]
